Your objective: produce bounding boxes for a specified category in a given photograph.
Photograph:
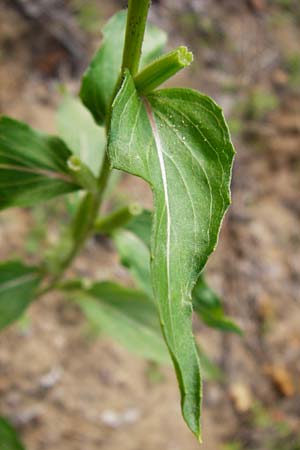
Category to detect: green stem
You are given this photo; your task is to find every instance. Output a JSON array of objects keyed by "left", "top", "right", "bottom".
[
  {"left": 39, "top": 195, "right": 100, "bottom": 295},
  {"left": 39, "top": 0, "right": 151, "bottom": 296},
  {"left": 121, "top": 0, "right": 151, "bottom": 76},
  {"left": 134, "top": 46, "right": 193, "bottom": 95},
  {"left": 106, "top": 0, "right": 151, "bottom": 129},
  {"left": 97, "top": 149, "right": 111, "bottom": 190},
  {"left": 49, "top": 156, "right": 111, "bottom": 289}
]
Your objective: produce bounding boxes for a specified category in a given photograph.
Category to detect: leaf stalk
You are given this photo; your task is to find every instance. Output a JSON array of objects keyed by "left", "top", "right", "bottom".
[
  {"left": 94, "top": 203, "right": 142, "bottom": 234},
  {"left": 67, "top": 155, "right": 98, "bottom": 194},
  {"left": 134, "top": 46, "right": 193, "bottom": 95}
]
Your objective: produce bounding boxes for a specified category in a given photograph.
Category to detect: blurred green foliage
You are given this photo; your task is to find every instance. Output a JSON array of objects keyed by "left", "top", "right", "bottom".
[
  {"left": 222, "top": 443, "right": 243, "bottom": 450},
  {"left": 284, "top": 52, "right": 300, "bottom": 87},
  {"left": 72, "top": 0, "right": 102, "bottom": 32},
  {"left": 238, "top": 89, "right": 279, "bottom": 121},
  {"left": 176, "top": 11, "right": 225, "bottom": 46}
]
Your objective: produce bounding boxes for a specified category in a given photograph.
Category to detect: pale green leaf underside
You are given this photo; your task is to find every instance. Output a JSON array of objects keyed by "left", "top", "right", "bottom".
[
  {"left": 115, "top": 223, "right": 241, "bottom": 335},
  {"left": 109, "top": 72, "right": 235, "bottom": 438},
  {"left": 0, "top": 261, "right": 41, "bottom": 331},
  {"left": 0, "top": 117, "right": 81, "bottom": 210},
  {"left": 57, "top": 94, "right": 106, "bottom": 176},
  {"left": 80, "top": 10, "right": 167, "bottom": 124}
]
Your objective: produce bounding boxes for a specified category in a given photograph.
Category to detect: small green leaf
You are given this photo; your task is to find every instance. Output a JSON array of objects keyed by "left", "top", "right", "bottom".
[
  {"left": 125, "top": 209, "right": 152, "bottom": 248},
  {"left": 0, "top": 417, "right": 26, "bottom": 450},
  {"left": 0, "top": 261, "right": 41, "bottom": 331},
  {"left": 114, "top": 230, "right": 152, "bottom": 298},
  {"left": 80, "top": 10, "right": 167, "bottom": 124},
  {"left": 113, "top": 209, "right": 152, "bottom": 296},
  {"left": 197, "top": 346, "right": 223, "bottom": 381},
  {"left": 75, "top": 281, "right": 170, "bottom": 364},
  {"left": 193, "top": 276, "right": 242, "bottom": 335},
  {"left": 0, "top": 117, "right": 81, "bottom": 210},
  {"left": 57, "top": 94, "right": 106, "bottom": 176},
  {"left": 109, "top": 72, "right": 235, "bottom": 439}
]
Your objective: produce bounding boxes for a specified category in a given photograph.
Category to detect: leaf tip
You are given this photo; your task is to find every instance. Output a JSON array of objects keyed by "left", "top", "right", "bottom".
[
  {"left": 197, "top": 429, "right": 203, "bottom": 444},
  {"left": 188, "top": 419, "right": 202, "bottom": 443}
]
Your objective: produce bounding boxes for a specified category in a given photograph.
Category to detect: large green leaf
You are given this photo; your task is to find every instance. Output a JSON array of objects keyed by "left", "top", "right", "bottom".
[
  {"left": 80, "top": 11, "right": 167, "bottom": 124},
  {"left": 0, "top": 261, "right": 41, "bottom": 331},
  {"left": 115, "top": 220, "right": 241, "bottom": 334},
  {"left": 57, "top": 94, "right": 106, "bottom": 176},
  {"left": 75, "top": 281, "right": 169, "bottom": 364},
  {"left": 0, "top": 417, "right": 26, "bottom": 450},
  {"left": 0, "top": 117, "right": 81, "bottom": 210},
  {"left": 108, "top": 72, "right": 235, "bottom": 438}
]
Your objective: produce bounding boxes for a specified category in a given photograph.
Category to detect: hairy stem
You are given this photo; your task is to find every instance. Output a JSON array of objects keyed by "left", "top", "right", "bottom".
[
  {"left": 106, "top": 0, "right": 151, "bottom": 129},
  {"left": 121, "top": 0, "right": 151, "bottom": 76}
]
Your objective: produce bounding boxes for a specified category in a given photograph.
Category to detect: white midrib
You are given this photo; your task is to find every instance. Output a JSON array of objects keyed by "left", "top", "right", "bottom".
[{"left": 143, "top": 99, "right": 175, "bottom": 346}]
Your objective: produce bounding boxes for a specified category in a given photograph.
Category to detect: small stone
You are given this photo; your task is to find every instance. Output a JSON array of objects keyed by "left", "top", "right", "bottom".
[
  {"left": 230, "top": 382, "right": 253, "bottom": 412},
  {"left": 264, "top": 365, "right": 295, "bottom": 397},
  {"left": 100, "top": 407, "right": 141, "bottom": 428},
  {"left": 39, "top": 367, "right": 62, "bottom": 390}
]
